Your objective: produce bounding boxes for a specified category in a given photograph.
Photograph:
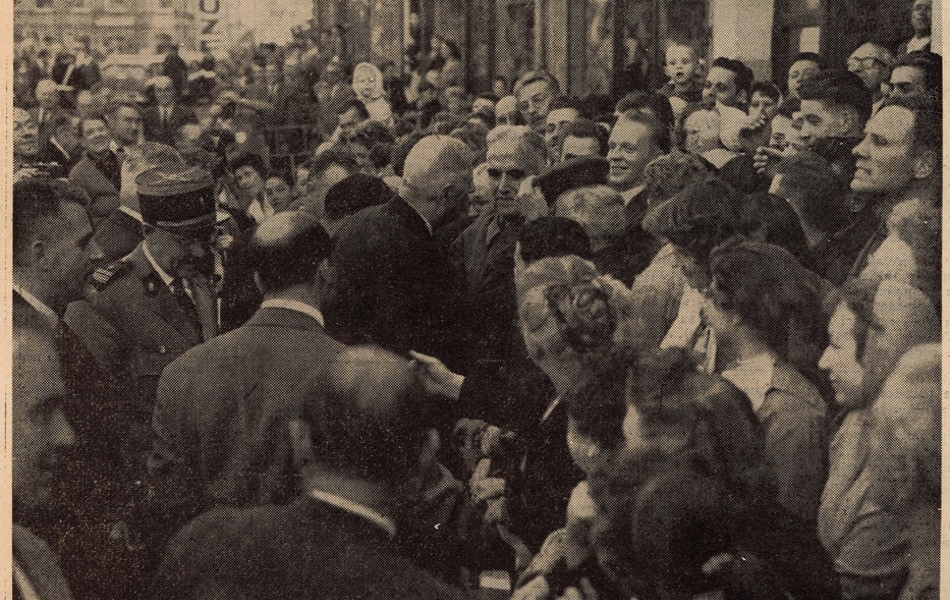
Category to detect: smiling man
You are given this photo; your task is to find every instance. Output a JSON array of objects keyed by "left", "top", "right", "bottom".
[{"left": 69, "top": 114, "right": 123, "bottom": 226}]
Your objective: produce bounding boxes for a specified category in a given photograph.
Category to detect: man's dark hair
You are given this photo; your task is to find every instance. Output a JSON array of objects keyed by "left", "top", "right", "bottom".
[
  {"left": 615, "top": 91, "right": 675, "bottom": 131},
  {"left": 324, "top": 174, "right": 393, "bottom": 220},
  {"left": 14, "top": 178, "right": 89, "bottom": 258},
  {"left": 892, "top": 51, "right": 942, "bottom": 100},
  {"left": 299, "top": 346, "right": 439, "bottom": 483},
  {"left": 517, "top": 216, "right": 592, "bottom": 265},
  {"left": 418, "top": 79, "right": 436, "bottom": 94},
  {"left": 750, "top": 81, "right": 781, "bottom": 103},
  {"left": 336, "top": 99, "right": 370, "bottom": 120},
  {"left": 50, "top": 113, "right": 75, "bottom": 134},
  {"left": 247, "top": 211, "right": 332, "bottom": 292},
  {"left": 710, "top": 57, "right": 754, "bottom": 98},
  {"left": 477, "top": 92, "right": 499, "bottom": 103},
  {"left": 880, "top": 95, "right": 942, "bottom": 165},
  {"left": 561, "top": 118, "right": 609, "bottom": 156},
  {"left": 791, "top": 52, "right": 827, "bottom": 70},
  {"left": 615, "top": 110, "right": 672, "bottom": 154},
  {"left": 229, "top": 153, "right": 268, "bottom": 178},
  {"left": 798, "top": 69, "right": 873, "bottom": 124},
  {"left": 352, "top": 120, "right": 396, "bottom": 150}
]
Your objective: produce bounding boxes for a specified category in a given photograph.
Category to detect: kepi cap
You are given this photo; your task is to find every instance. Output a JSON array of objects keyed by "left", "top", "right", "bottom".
[
  {"left": 535, "top": 156, "right": 609, "bottom": 205},
  {"left": 137, "top": 165, "right": 216, "bottom": 233}
]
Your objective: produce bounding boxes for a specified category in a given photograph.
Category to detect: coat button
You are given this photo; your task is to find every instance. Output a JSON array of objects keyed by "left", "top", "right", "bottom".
[{"left": 159, "top": 345, "right": 168, "bottom": 354}]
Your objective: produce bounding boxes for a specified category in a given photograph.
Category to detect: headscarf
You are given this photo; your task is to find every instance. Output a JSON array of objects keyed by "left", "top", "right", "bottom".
[{"left": 352, "top": 62, "right": 384, "bottom": 101}]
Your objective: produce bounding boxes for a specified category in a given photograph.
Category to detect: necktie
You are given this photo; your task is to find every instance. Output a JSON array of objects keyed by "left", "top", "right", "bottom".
[
  {"left": 171, "top": 276, "right": 218, "bottom": 341},
  {"left": 170, "top": 277, "right": 201, "bottom": 334}
]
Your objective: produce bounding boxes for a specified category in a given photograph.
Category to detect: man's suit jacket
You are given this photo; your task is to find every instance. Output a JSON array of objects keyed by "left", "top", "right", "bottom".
[
  {"left": 29, "top": 106, "right": 70, "bottom": 160},
  {"left": 68, "top": 153, "right": 121, "bottom": 227},
  {"left": 36, "top": 137, "right": 79, "bottom": 170},
  {"left": 324, "top": 196, "right": 459, "bottom": 360},
  {"left": 142, "top": 104, "right": 197, "bottom": 146},
  {"left": 13, "top": 525, "right": 73, "bottom": 600},
  {"left": 148, "top": 306, "right": 344, "bottom": 528},
  {"left": 152, "top": 496, "right": 467, "bottom": 600},
  {"left": 64, "top": 243, "right": 204, "bottom": 477}
]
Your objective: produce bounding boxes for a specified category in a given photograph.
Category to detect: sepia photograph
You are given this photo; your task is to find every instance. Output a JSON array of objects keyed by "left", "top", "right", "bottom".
[{"left": 9, "top": 0, "right": 942, "bottom": 598}]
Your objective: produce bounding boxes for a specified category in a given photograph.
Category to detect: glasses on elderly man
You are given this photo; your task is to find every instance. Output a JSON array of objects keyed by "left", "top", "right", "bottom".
[
  {"left": 487, "top": 168, "right": 527, "bottom": 180},
  {"left": 847, "top": 56, "right": 887, "bottom": 71}
]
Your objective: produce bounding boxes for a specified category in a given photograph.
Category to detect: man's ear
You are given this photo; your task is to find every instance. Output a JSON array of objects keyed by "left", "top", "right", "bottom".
[
  {"left": 838, "top": 108, "right": 859, "bottom": 136},
  {"left": 912, "top": 148, "right": 937, "bottom": 180},
  {"left": 31, "top": 239, "right": 47, "bottom": 268},
  {"left": 289, "top": 418, "right": 316, "bottom": 469}
]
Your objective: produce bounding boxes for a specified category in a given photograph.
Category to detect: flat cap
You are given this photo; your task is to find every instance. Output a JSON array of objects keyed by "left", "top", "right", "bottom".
[
  {"left": 137, "top": 165, "right": 216, "bottom": 232},
  {"left": 535, "top": 156, "right": 609, "bottom": 205},
  {"left": 325, "top": 173, "right": 394, "bottom": 220}
]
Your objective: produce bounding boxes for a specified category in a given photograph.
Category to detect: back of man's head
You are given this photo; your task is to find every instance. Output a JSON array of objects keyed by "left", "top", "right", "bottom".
[
  {"left": 402, "top": 135, "right": 473, "bottom": 198},
  {"left": 518, "top": 216, "right": 592, "bottom": 264},
  {"left": 561, "top": 118, "right": 609, "bottom": 156},
  {"left": 13, "top": 178, "right": 86, "bottom": 264},
  {"left": 248, "top": 211, "right": 332, "bottom": 294},
  {"left": 798, "top": 69, "right": 873, "bottom": 124},
  {"left": 615, "top": 91, "right": 675, "bottom": 132},
  {"left": 300, "top": 345, "right": 434, "bottom": 483}
]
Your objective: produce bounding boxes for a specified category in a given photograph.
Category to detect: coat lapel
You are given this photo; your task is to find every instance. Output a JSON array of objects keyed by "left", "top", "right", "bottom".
[{"left": 127, "top": 246, "right": 203, "bottom": 346}]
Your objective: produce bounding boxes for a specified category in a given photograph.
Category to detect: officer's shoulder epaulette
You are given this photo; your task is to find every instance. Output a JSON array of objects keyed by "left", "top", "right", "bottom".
[{"left": 90, "top": 260, "right": 133, "bottom": 291}]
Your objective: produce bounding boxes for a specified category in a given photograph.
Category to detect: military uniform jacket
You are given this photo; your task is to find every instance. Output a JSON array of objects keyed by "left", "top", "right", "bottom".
[{"left": 64, "top": 243, "right": 204, "bottom": 434}]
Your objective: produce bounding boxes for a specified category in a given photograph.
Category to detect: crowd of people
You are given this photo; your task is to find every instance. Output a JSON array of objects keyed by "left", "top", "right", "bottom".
[{"left": 12, "top": 2, "right": 941, "bottom": 598}]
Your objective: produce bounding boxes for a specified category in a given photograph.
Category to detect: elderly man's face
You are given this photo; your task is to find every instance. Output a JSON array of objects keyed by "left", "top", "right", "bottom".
[
  {"left": 886, "top": 66, "right": 927, "bottom": 100},
  {"left": 14, "top": 109, "right": 39, "bottom": 157},
  {"left": 13, "top": 332, "right": 75, "bottom": 514},
  {"left": 487, "top": 138, "right": 538, "bottom": 217},
  {"left": 545, "top": 108, "right": 579, "bottom": 160},
  {"left": 787, "top": 59, "right": 820, "bottom": 99},
  {"left": 851, "top": 105, "right": 920, "bottom": 194},
  {"left": 81, "top": 118, "right": 112, "bottom": 154},
  {"left": 517, "top": 80, "right": 554, "bottom": 133},
  {"left": 848, "top": 45, "right": 891, "bottom": 90}
]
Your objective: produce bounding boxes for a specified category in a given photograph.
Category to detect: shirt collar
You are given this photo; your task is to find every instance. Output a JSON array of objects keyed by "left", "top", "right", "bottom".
[
  {"left": 259, "top": 298, "right": 324, "bottom": 327},
  {"left": 13, "top": 284, "right": 59, "bottom": 326},
  {"left": 403, "top": 199, "right": 433, "bottom": 234},
  {"left": 50, "top": 135, "right": 69, "bottom": 159},
  {"left": 109, "top": 140, "right": 125, "bottom": 155},
  {"left": 141, "top": 241, "right": 176, "bottom": 287},
  {"left": 308, "top": 489, "right": 396, "bottom": 539},
  {"left": 119, "top": 205, "right": 144, "bottom": 222},
  {"left": 721, "top": 351, "right": 777, "bottom": 413}
]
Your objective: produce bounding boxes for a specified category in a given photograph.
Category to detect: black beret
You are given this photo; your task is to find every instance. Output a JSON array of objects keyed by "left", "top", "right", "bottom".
[
  {"left": 535, "top": 156, "right": 609, "bottom": 205},
  {"left": 324, "top": 173, "right": 394, "bottom": 220},
  {"left": 137, "top": 165, "right": 216, "bottom": 232}
]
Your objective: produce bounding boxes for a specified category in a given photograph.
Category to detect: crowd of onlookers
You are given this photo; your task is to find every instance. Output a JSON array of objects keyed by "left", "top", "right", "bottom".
[{"left": 12, "top": 0, "right": 941, "bottom": 598}]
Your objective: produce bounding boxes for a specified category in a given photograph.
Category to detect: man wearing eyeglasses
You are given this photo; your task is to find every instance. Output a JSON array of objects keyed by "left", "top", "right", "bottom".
[
  {"left": 449, "top": 125, "right": 546, "bottom": 378},
  {"left": 513, "top": 70, "right": 561, "bottom": 136},
  {"left": 65, "top": 165, "right": 221, "bottom": 504},
  {"left": 847, "top": 43, "right": 894, "bottom": 104}
]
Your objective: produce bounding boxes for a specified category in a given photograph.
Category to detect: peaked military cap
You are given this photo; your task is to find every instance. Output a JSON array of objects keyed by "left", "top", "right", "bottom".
[{"left": 137, "top": 165, "right": 216, "bottom": 233}]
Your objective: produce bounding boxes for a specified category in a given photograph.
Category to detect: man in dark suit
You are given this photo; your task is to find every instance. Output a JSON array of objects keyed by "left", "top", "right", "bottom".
[
  {"left": 152, "top": 345, "right": 466, "bottom": 600},
  {"left": 148, "top": 211, "right": 344, "bottom": 534},
  {"left": 142, "top": 75, "right": 197, "bottom": 146},
  {"left": 324, "top": 135, "right": 471, "bottom": 362},
  {"left": 70, "top": 115, "right": 121, "bottom": 226},
  {"left": 31, "top": 78, "right": 70, "bottom": 160},
  {"left": 13, "top": 308, "right": 77, "bottom": 600},
  {"left": 12, "top": 177, "right": 138, "bottom": 600},
  {"left": 37, "top": 113, "right": 81, "bottom": 170}
]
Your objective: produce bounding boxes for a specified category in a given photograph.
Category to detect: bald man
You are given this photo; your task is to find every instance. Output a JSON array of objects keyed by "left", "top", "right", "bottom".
[
  {"left": 149, "top": 211, "right": 343, "bottom": 539},
  {"left": 153, "top": 345, "right": 465, "bottom": 600},
  {"left": 325, "top": 136, "right": 472, "bottom": 361}
]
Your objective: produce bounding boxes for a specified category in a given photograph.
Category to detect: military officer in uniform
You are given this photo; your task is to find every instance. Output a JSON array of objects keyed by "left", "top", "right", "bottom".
[{"left": 65, "top": 164, "right": 220, "bottom": 487}]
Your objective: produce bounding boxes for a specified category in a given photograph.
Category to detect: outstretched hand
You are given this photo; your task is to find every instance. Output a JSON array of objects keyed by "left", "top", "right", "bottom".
[{"left": 410, "top": 350, "right": 465, "bottom": 400}]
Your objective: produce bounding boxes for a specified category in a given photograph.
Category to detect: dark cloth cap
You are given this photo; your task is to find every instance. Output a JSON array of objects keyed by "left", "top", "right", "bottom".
[
  {"left": 324, "top": 173, "right": 394, "bottom": 220},
  {"left": 137, "top": 165, "right": 216, "bottom": 232},
  {"left": 536, "top": 156, "right": 609, "bottom": 205}
]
